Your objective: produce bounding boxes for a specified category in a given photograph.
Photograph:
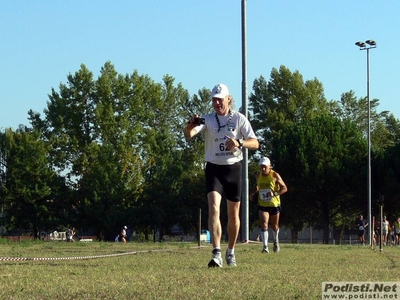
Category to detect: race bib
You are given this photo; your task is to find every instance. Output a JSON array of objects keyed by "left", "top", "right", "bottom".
[
  {"left": 259, "top": 189, "right": 272, "bottom": 202},
  {"left": 358, "top": 226, "right": 364, "bottom": 230},
  {"left": 213, "top": 128, "right": 235, "bottom": 157}
]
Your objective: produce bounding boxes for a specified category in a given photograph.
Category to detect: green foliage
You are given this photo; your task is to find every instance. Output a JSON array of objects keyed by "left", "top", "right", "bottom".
[
  {"left": 248, "top": 66, "right": 382, "bottom": 242},
  {"left": 332, "top": 90, "right": 400, "bottom": 151},
  {"left": 374, "top": 144, "right": 400, "bottom": 218},
  {"left": 249, "top": 65, "right": 330, "bottom": 154},
  {"left": 131, "top": 232, "right": 147, "bottom": 242},
  {"left": 26, "top": 62, "right": 193, "bottom": 239},
  {"left": 2, "top": 62, "right": 400, "bottom": 244},
  {"left": 0, "top": 128, "right": 57, "bottom": 233},
  {"left": 273, "top": 115, "right": 366, "bottom": 242}
]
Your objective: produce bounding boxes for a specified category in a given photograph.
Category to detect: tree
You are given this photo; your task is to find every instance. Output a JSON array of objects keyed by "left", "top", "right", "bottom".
[
  {"left": 249, "top": 65, "right": 330, "bottom": 154},
  {"left": 272, "top": 115, "right": 366, "bottom": 243},
  {"left": 29, "top": 63, "right": 154, "bottom": 238},
  {"left": 0, "top": 128, "right": 56, "bottom": 236},
  {"left": 374, "top": 144, "right": 400, "bottom": 220},
  {"left": 249, "top": 65, "right": 331, "bottom": 239},
  {"left": 330, "top": 90, "right": 400, "bottom": 228},
  {"left": 132, "top": 75, "right": 192, "bottom": 241},
  {"left": 331, "top": 90, "right": 400, "bottom": 151}
]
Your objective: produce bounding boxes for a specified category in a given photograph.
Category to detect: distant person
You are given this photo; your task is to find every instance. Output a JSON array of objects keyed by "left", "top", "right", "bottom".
[
  {"left": 250, "top": 157, "right": 287, "bottom": 253},
  {"left": 118, "top": 226, "right": 128, "bottom": 243},
  {"left": 389, "top": 225, "right": 395, "bottom": 246},
  {"left": 66, "top": 227, "right": 75, "bottom": 242},
  {"left": 394, "top": 217, "right": 400, "bottom": 246},
  {"left": 184, "top": 83, "right": 259, "bottom": 267},
  {"left": 374, "top": 217, "right": 380, "bottom": 246},
  {"left": 355, "top": 215, "right": 368, "bottom": 246},
  {"left": 382, "top": 216, "right": 389, "bottom": 246}
]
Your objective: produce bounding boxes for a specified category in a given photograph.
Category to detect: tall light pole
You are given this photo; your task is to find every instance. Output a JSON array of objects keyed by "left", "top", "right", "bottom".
[
  {"left": 241, "top": 0, "right": 249, "bottom": 242},
  {"left": 355, "top": 40, "right": 377, "bottom": 247}
]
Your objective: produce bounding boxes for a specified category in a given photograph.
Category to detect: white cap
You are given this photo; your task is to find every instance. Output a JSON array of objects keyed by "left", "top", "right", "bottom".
[
  {"left": 211, "top": 83, "right": 230, "bottom": 99},
  {"left": 259, "top": 157, "right": 271, "bottom": 166},
  {"left": 123, "top": 226, "right": 127, "bottom": 229}
]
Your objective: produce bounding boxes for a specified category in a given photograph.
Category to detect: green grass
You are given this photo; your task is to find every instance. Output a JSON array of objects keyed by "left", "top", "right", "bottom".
[{"left": 0, "top": 240, "right": 399, "bottom": 299}]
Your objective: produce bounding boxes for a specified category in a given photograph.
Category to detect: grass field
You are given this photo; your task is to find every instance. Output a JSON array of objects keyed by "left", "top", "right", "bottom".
[{"left": 0, "top": 239, "right": 399, "bottom": 300}]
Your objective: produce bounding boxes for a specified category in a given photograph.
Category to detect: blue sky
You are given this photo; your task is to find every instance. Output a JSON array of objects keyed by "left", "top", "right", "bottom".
[{"left": 1, "top": 1, "right": 399, "bottom": 130}]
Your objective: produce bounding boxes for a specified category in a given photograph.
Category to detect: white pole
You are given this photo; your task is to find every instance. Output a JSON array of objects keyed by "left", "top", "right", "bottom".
[
  {"left": 241, "top": 0, "right": 249, "bottom": 242},
  {"left": 367, "top": 47, "right": 372, "bottom": 247}
]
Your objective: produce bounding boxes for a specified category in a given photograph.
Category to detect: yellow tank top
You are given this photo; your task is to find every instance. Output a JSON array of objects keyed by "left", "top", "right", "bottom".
[
  {"left": 257, "top": 170, "right": 280, "bottom": 208},
  {"left": 395, "top": 221, "right": 400, "bottom": 234}
]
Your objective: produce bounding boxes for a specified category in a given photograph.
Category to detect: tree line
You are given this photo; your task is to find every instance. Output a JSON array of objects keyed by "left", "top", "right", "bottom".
[{"left": 1, "top": 62, "right": 400, "bottom": 243}]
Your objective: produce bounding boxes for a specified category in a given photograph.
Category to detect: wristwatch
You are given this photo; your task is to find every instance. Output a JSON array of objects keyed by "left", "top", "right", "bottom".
[
  {"left": 237, "top": 138, "right": 244, "bottom": 148},
  {"left": 273, "top": 191, "right": 279, "bottom": 196}
]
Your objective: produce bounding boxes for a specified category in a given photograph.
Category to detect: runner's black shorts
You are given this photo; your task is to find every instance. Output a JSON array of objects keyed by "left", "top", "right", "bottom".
[
  {"left": 205, "top": 161, "right": 242, "bottom": 202},
  {"left": 258, "top": 205, "right": 281, "bottom": 215}
]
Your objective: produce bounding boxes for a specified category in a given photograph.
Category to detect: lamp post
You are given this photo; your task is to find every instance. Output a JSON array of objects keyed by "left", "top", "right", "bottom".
[
  {"left": 241, "top": 0, "right": 249, "bottom": 242},
  {"left": 355, "top": 40, "right": 377, "bottom": 247}
]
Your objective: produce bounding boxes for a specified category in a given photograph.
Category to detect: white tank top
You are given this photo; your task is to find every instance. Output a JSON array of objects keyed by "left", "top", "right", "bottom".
[{"left": 194, "top": 110, "right": 257, "bottom": 165}]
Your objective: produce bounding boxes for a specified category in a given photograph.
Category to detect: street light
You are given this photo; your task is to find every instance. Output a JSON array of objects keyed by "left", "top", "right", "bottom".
[
  {"left": 241, "top": 0, "right": 249, "bottom": 243},
  {"left": 355, "top": 39, "right": 377, "bottom": 247}
]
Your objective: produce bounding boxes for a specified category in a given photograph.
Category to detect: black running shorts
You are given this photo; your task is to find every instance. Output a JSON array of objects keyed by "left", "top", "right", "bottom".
[
  {"left": 258, "top": 206, "right": 281, "bottom": 215},
  {"left": 205, "top": 162, "right": 242, "bottom": 202}
]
